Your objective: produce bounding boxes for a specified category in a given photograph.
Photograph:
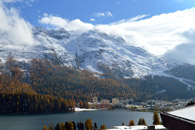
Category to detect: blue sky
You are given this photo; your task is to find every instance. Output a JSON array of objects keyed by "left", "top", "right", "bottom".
[{"left": 4, "top": 0, "right": 195, "bottom": 25}]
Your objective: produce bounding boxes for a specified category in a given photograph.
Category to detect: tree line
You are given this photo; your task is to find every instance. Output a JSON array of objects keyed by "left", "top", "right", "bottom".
[
  {"left": 43, "top": 112, "right": 161, "bottom": 130},
  {"left": 43, "top": 118, "right": 104, "bottom": 130},
  {"left": 0, "top": 93, "right": 75, "bottom": 114}
]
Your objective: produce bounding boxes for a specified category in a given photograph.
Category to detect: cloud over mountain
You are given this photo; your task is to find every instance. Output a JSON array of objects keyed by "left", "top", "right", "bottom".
[
  {"left": 39, "top": 8, "right": 195, "bottom": 58},
  {"left": 0, "top": 0, "right": 38, "bottom": 45},
  {"left": 39, "top": 14, "right": 94, "bottom": 33},
  {"left": 165, "top": 28, "right": 195, "bottom": 64}
]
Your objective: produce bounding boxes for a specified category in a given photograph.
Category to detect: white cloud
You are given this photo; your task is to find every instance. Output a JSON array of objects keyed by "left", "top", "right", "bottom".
[
  {"left": 3, "top": 0, "right": 36, "bottom": 7},
  {"left": 128, "top": 15, "right": 148, "bottom": 22},
  {"left": 95, "top": 12, "right": 105, "bottom": 17},
  {"left": 39, "top": 14, "right": 94, "bottom": 33},
  {"left": 39, "top": 14, "right": 68, "bottom": 27},
  {"left": 95, "top": 11, "right": 113, "bottom": 17},
  {"left": 3, "top": 0, "right": 35, "bottom": 3},
  {"left": 0, "top": 0, "right": 37, "bottom": 45},
  {"left": 39, "top": 8, "right": 195, "bottom": 64},
  {"left": 165, "top": 28, "right": 195, "bottom": 64},
  {"left": 90, "top": 18, "right": 95, "bottom": 22},
  {"left": 65, "top": 19, "right": 94, "bottom": 32},
  {"left": 94, "top": 8, "right": 195, "bottom": 56},
  {"left": 3, "top": 0, "right": 23, "bottom": 3},
  {"left": 106, "top": 11, "right": 113, "bottom": 17}
]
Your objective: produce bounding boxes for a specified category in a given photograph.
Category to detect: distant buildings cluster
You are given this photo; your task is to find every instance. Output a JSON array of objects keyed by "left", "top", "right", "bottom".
[
  {"left": 88, "top": 97, "right": 195, "bottom": 111},
  {"left": 88, "top": 97, "right": 134, "bottom": 109},
  {"left": 88, "top": 97, "right": 111, "bottom": 109}
]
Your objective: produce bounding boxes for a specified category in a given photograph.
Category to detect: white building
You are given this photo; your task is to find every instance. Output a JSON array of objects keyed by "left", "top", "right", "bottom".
[
  {"left": 112, "top": 98, "right": 119, "bottom": 106},
  {"left": 93, "top": 97, "right": 98, "bottom": 104}
]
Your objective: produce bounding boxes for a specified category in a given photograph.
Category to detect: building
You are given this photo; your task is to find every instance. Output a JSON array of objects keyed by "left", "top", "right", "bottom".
[
  {"left": 112, "top": 98, "right": 119, "bottom": 106},
  {"left": 93, "top": 97, "right": 98, "bottom": 104},
  {"left": 146, "top": 100, "right": 157, "bottom": 110},
  {"left": 125, "top": 104, "right": 145, "bottom": 110},
  {"left": 100, "top": 99, "right": 110, "bottom": 108},
  {"left": 161, "top": 105, "right": 195, "bottom": 130},
  {"left": 119, "top": 99, "right": 130, "bottom": 105}
]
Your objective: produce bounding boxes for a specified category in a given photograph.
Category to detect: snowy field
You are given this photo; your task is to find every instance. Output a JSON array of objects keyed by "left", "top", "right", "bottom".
[{"left": 75, "top": 107, "right": 98, "bottom": 112}]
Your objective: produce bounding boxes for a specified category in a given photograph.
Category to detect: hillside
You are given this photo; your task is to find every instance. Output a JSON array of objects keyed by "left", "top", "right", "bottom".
[
  {"left": 0, "top": 28, "right": 195, "bottom": 101},
  {"left": 1, "top": 59, "right": 194, "bottom": 102}
]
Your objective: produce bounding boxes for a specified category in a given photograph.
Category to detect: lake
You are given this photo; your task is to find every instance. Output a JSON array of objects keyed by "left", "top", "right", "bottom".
[{"left": 0, "top": 110, "right": 154, "bottom": 130}]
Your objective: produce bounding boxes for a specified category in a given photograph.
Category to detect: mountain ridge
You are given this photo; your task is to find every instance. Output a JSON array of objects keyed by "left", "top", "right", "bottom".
[{"left": 0, "top": 27, "right": 193, "bottom": 83}]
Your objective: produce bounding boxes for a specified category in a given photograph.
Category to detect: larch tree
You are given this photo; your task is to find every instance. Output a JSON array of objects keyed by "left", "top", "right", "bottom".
[
  {"left": 153, "top": 112, "right": 161, "bottom": 125},
  {"left": 100, "top": 124, "right": 106, "bottom": 130},
  {"left": 85, "top": 118, "right": 93, "bottom": 130},
  {"left": 43, "top": 125, "right": 48, "bottom": 130},
  {"left": 129, "top": 120, "right": 135, "bottom": 126}
]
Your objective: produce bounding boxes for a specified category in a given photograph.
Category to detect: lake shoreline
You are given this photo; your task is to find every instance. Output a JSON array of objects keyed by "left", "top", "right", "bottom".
[
  {"left": 0, "top": 108, "right": 156, "bottom": 116},
  {"left": 0, "top": 109, "right": 154, "bottom": 130}
]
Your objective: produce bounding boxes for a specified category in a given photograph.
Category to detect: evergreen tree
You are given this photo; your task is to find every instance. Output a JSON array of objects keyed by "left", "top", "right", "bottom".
[
  {"left": 100, "top": 125, "right": 106, "bottom": 130},
  {"left": 138, "top": 118, "right": 142, "bottom": 125},
  {"left": 129, "top": 120, "right": 135, "bottom": 126},
  {"left": 48, "top": 125, "right": 54, "bottom": 130},
  {"left": 186, "top": 101, "right": 195, "bottom": 107},
  {"left": 141, "top": 118, "right": 147, "bottom": 126},
  {"left": 94, "top": 122, "right": 98, "bottom": 130},
  {"left": 55, "top": 123, "right": 60, "bottom": 130},
  {"left": 72, "top": 121, "right": 76, "bottom": 130},
  {"left": 138, "top": 118, "right": 147, "bottom": 125},
  {"left": 80, "top": 122, "right": 84, "bottom": 130},
  {"left": 80, "top": 100, "right": 84, "bottom": 108},
  {"left": 59, "top": 123, "right": 65, "bottom": 130},
  {"left": 43, "top": 125, "right": 48, "bottom": 130},
  {"left": 153, "top": 112, "right": 161, "bottom": 125},
  {"left": 122, "top": 122, "right": 125, "bottom": 126},
  {"left": 67, "top": 122, "right": 74, "bottom": 130},
  {"left": 85, "top": 118, "right": 93, "bottom": 130},
  {"left": 77, "top": 122, "right": 84, "bottom": 130},
  {"left": 65, "top": 122, "right": 68, "bottom": 130},
  {"left": 77, "top": 123, "right": 80, "bottom": 130}
]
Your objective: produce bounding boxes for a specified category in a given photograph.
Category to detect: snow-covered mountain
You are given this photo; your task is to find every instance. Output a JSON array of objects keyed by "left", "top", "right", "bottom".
[
  {"left": 0, "top": 27, "right": 177, "bottom": 78},
  {"left": 65, "top": 30, "right": 176, "bottom": 78}
]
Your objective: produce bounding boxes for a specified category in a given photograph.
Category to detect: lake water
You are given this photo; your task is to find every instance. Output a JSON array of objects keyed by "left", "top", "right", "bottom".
[{"left": 0, "top": 110, "right": 154, "bottom": 130}]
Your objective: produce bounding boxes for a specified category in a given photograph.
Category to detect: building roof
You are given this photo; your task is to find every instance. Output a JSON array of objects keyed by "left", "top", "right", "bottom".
[
  {"left": 129, "top": 125, "right": 148, "bottom": 129},
  {"left": 154, "top": 125, "right": 166, "bottom": 129},
  {"left": 168, "top": 105, "right": 195, "bottom": 121},
  {"left": 112, "top": 125, "right": 147, "bottom": 130},
  {"left": 161, "top": 105, "right": 195, "bottom": 130}
]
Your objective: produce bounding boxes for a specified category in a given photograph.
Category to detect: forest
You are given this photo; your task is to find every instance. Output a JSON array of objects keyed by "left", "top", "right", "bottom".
[{"left": 0, "top": 57, "right": 195, "bottom": 114}]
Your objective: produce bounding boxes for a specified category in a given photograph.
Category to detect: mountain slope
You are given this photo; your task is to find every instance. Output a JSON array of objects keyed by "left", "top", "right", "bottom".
[
  {"left": 0, "top": 27, "right": 184, "bottom": 79},
  {"left": 65, "top": 30, "right": 174, "bottom": 78}
]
